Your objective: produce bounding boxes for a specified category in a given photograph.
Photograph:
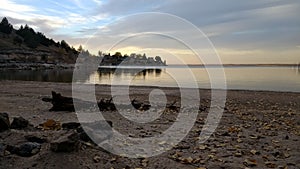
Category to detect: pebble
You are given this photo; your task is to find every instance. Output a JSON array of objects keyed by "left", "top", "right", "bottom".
[
  {"left": 93, "top": 155, "right": 101, "bottom": 163},
  {"left": 243, "top": 159, "right": 257, "bottom": 167}
]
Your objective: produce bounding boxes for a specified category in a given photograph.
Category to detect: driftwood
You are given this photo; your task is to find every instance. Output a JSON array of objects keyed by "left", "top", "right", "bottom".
[
  {"left": 98, "top": 97, "right": 116, "bottom": 111},
  {"left": 42, "top": 91, "right": 119, "bottom": 112},
  {"left": 42, "top": 91, "right": 75, "bottom": 112},
  {"left": 43, "top": 91, "right": 185, "bottom": 112},
  {"left": 131, "top": 98, "right": 151, "bottom": 111}
]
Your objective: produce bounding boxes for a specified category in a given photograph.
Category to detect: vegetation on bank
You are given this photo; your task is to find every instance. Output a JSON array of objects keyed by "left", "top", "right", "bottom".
[
  {"left": 0, "top": 17, "right": 78, "bottom": 64},
  {"left": 99, "top": 52, "right": 167, "bottom": 66}
]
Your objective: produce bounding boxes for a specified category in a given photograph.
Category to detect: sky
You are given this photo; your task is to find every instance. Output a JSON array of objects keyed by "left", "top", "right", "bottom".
[{"left": 1, "top": 0, "right": 299, "bottom": 64}]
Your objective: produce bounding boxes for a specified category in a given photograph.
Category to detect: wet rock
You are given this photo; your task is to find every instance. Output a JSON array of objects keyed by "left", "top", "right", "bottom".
[
  {"left": 25, "top": 135, "right": 47, "bottom": 143},
  {"left": 0, "top": 112, "right": 10, "bottom": 132},
  {"left": 62, "top": 122, "right": 81, "bottom": 130},
  {"left": 50, "top": 132, "right": 79, "bottom": 152},
  {"left": 10, "top": 116, "right": 30, "bottom": 129},
  {"left": 9, "top": 142, "right": 41, "bottom": 157}
]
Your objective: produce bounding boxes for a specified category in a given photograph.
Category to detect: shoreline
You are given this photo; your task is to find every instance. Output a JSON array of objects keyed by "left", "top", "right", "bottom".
[
  {"left": 0, "top": 80, "right": 299, "bottom": 169},
  {"left": 1, "top": 79, "right": 299, "bottom": 94},
  {"left": 0, "top": 63, "right": 75, "bottom": 70}
]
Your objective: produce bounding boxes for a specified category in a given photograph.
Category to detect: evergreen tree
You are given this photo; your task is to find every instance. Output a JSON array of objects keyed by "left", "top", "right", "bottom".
[{"left": 0, "top": 17, "right": 13, "bottom": 34}]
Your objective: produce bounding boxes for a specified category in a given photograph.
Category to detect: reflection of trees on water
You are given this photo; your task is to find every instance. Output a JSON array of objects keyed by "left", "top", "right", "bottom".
[
  {"left": 0, "top": 70, "right": 73, "bottom": 82},
  {"left": 97, "top": 68, "right": 162, "bottom": 78}
]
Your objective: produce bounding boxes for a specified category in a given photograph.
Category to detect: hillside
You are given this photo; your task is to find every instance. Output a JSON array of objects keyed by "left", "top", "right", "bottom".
[{"left": 0, "top": 17, "right": 78, "bottom": 66}]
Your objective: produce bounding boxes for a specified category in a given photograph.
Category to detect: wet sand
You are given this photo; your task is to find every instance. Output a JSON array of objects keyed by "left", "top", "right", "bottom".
[{"left": 0, "top": 80, "right": 299, "bottom": 169}]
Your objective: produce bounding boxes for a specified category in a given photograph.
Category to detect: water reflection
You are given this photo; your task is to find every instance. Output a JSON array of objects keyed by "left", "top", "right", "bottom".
[
  {"left": 0, "top": 69, "right": 73, "bottom": 82},
  {"left": 0, "top": 66, "right": 299, "bottom": 92},
  {"left": 97, "top": 68, "right": 162, "bottom": 78}
]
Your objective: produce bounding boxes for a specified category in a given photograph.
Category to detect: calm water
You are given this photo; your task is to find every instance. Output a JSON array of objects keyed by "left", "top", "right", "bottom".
[{"left": 0, "top": 66, "right": 299, "bottom": 92}]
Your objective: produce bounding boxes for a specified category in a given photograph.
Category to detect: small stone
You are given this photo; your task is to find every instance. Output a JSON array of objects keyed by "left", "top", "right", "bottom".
[
  {"left": 181, "top": 157, "right": 194, "bottom": 164},
  {"left": 234, "top": 152, "right": 242, "bottom": 157},
  {"left": 265, "top": 161, "right": 276, "bottom": 168},
  {"left": 237, "top": 138, "right": 243, "bottom": 143},
  {"left": 250, "top": 149, "right": 260, "bottom": 155},
  {"left": 278, "top": 165, "right": 287, "bottom": 169},
  {"left": 198, "top": 145, "right": 207, "bottom": 150},
  {"left": 141, "top": 159, "right": 148, "bottom": 167},
  {"left": 10, "top": 116, "right": 30, "bottom": 129},
  {"left": 93, "top": 155, "right": 101, "bottom": 163},
  {"left": 243, "top": 159, "right": 257, "bottom": 167},
  {"left": 0, "top": 112, "right": 10, "bottom": 132}
]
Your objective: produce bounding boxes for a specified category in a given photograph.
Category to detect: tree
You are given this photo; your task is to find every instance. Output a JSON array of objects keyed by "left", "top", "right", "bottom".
[
  {"left": 0, "top": 17, "right": 13, "bottom": 34},
  {"left": 60, "top": 40, "right": 70, "bottom": 50},
  {"left": 114, "top": 52, "right": 122, "bottom": 58},
  {"left": 155, "top": 56, "right": 162, "bottom": 62},
  {"left": 142, "top": 53, "right": 147, "bottom": 60},
  {"left": 98, "top": 50, "right": 103, "bottom": 57},
  {"left": 13, "top": 36, "right": 23, "bottom": 46},
  {"left": 78, "top": 45, "right": 83, "bottom": 52}
]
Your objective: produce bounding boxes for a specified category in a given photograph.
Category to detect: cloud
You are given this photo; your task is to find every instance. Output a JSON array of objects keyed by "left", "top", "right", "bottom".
[
  {"left": 1, "top": 0, "right": 299, "bottom": 64},
  {"left": 0, "top": 0, "right": 36, "bottom": 12}
]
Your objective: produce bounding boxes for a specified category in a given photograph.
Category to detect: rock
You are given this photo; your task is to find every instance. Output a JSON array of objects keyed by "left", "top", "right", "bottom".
[
  {"left": 243, "top": 159, "right": 257, "bottom": 167},
  {"left": 93, "top": 155, "right": 101, "bottom": 163},
  {"left": 62, "top": 122, "right": 81, "bottom": 130},
  {"left": 39, "top": 119, "right": 61, "bottom": 130},
  {"left": 50, "top": 131, "right": 79, "bottom": 152},
  {"left": 0, "top": 112, "right": 10, "bottom": 132},
  {"left": 77, "top": 121, "right": 113, "bottom": 143},
  {"left": 265, "top": 161, "right": 277, "bottom": 168},
  {"left": 25, "top": 135, "right": 47, "bottom": 143},
  {"left": 11, "top": 142, "right": 41, "bottom": 157},
  {"left": 0, "top": 143, "right": 6, "bottom": 156},
  {"left": 10, "top": 116, "right": 30, "bottom": 129},
  {"left": 78, "top": 125, "right": 113, "bottom": 144},
  {"left": 234, "top": 152, "right": 242, "bottom": 157}
]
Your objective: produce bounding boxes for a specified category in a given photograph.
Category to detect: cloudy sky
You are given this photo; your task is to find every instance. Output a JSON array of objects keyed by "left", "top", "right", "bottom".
[{"left": 1, "top": 0, "right": 299, "bottom": 64}]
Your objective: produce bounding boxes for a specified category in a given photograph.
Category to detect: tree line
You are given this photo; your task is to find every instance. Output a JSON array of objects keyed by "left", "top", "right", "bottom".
[{"left": 0, "top": 17, "right": 77, "bottom": 55}]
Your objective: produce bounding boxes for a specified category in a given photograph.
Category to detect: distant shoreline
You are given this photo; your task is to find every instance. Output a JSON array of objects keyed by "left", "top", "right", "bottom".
[
  {"left": 169, "top": 63, "right": 300, "bottom": 67},
  {"left": 0, "top": 62, "right": 299, "bottom": 70}
]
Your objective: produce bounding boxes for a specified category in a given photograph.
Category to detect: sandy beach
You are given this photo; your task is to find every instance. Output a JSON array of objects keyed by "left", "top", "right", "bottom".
[{"left": 0, "top": 80, "right": 299, "bottom": 169}]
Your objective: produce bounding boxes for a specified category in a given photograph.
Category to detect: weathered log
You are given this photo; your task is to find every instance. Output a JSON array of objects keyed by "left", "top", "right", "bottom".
[
  {"left": 42, "top": 91, "right": 75, "bottom": 112},
  {"left": 42, "top": 91, "right": 117, "bottom": 112},
  {"left": 131, "top": 98, "right": 151, "bottom": 111},
  {"left": 98, "top": 97, "right": 116, "bottom": 111}
]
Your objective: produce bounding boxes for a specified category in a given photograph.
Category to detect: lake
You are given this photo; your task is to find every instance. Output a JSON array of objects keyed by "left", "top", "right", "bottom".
[{"left": 0, "top": 66, "right": 299, "bottom": 92}]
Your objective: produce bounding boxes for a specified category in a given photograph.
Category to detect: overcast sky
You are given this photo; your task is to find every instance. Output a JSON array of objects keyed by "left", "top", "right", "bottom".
[{"left": 1, "top": 0, "right": 299, "bottom": 64}]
